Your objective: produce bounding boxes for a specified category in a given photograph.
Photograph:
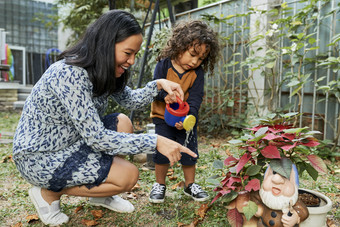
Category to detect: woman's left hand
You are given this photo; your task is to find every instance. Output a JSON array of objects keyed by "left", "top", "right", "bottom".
[{"left": 156, "top": 79, "right": 184, "bottom": 102}]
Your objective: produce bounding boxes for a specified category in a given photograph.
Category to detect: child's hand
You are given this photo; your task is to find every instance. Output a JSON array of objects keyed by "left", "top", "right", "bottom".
[
  {"left": 164, "top": 95, "right": 174, "bottom": 104},
  {"left": 175, "top": 122, "right": 184, "bottom": 130}
]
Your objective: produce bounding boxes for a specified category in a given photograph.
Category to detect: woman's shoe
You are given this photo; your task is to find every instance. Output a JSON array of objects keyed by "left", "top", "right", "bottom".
[
  {"left": 88, "top": 195, "right": 135, "bottom": 213},
  {"left": 29, "top": 186, "right": 69, "bottom": 226}
]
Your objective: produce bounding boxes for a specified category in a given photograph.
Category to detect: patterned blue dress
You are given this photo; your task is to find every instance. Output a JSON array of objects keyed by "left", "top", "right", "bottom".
[{"left": 13, "top": 60, "right": 158, "bottom": 192}]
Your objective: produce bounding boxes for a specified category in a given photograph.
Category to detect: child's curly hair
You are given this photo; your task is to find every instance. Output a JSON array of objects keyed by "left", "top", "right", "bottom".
[{"left": 157, "top": 20, "right": 220, "bottom": 74}]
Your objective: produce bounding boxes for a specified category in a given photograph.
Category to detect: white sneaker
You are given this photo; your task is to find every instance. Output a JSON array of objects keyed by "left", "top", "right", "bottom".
[
  {"left": 28, "top": 186, "right": 69, "bottom": 226},
  {"left": 88, "top": 195, "right": 135, "bottom": 213}
]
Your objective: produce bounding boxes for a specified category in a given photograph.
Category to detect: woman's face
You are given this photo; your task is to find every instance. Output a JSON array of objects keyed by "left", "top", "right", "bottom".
[{"left": 115, "top": 33, "right": 143, "bottom": 78}]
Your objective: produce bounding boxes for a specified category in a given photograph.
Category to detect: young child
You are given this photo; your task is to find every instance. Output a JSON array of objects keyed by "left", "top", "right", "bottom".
[{"left": 149, "top": 20, "right": 220, "bottom": 203}]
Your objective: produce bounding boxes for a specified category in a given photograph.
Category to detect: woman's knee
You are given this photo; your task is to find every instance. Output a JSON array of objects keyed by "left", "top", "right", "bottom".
[
  {"left": 117, "top": 113, "right": 133, "bottom": 133},
  {"left": 106, "top": 157, "right": 139, "bottom": 192}
]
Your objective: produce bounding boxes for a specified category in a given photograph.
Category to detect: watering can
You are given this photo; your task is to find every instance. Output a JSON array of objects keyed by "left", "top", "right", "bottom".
[{"left": 164, "top": 97, "right": 196, "bottom": 131}]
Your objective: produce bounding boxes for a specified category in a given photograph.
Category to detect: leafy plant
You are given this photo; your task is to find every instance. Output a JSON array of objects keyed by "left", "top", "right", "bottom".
[{"left": 211, "top": 112, "right": 327, "bottom": 225}]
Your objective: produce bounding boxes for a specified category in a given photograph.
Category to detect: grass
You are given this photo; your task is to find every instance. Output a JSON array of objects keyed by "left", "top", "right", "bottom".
[{"left": 0, "top": 111, "right": 339, "bottom": 226}]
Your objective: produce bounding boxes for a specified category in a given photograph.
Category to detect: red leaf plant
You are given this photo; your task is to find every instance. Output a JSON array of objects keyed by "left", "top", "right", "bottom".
[{"left": 211, "top": 113, "right": 327, "bottom": 226}]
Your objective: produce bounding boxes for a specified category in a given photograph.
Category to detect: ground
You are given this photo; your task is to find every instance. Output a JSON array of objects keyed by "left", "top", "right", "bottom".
[{"left": 0, "top": 111, "right": 339, "bottom": 226}]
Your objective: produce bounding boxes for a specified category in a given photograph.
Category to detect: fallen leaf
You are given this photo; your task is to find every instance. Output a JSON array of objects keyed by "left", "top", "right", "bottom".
[
  {"left": 211, "top": 143, "right": 220, "bottom": 148},
  {"left": 177, "top": 222, "right": 195, "bottom": 227},
  {"left": 197, "top": 203, "right": 210, "bottom": 219},
  {"left": 171, "top": 181, "right": 184, "bottom": 190},
  {"left": 91, "top": 210, "right": 103, "bottom": 219},
  {"left": 197, "top": 165, "right": 208, "bottom": 169},
  {"left": 11, "top": 222, "right": 23, "bottom": 227},
  {"left": 225, "top": 149, "right": 232, "bottom": 156},
  {"left": 168, "top": 176, "right": 178, "bottom": 181},
  {"left": 132, "top": 183, "right": 140, "bottom": 191},
  {"left": 26, "top": 214, "right": 39, "bottom": 223},
  {"left": 1, "top": 155, "right": 13, "bottom": 163},
  {"left": 167, "top": 172, "right": 173, "bottom": 176},
  {"left": 327, "top": 218, "right": 336, "bottom": 227},
  {"left": 74, "top": 205, "right": 83, "bottom": 213},
  {"left": 81, "top": 219, "right": 99, "bottom": 226},
  {"left": 126, "top": 192, "right": 137, "bottom": 199}
]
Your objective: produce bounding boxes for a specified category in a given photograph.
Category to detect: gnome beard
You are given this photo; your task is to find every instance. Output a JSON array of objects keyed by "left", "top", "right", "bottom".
[{"left": 259, "top": 186, "right": 299, "bottom": 210}]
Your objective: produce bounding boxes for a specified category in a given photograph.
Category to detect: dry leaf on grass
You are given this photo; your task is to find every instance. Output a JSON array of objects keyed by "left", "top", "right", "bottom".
[
  {"left": 81, "top": 219, "right": 99, "bottom": 226},
  {"left": 126, "top": 192, "right": 137, "bottom": 199},
  {"left": 1, "top": 155, "right": 13, "bottom": 163},
  {"left": 211, "top": 143, "right": 220, "bottom": 148},
  {"left": 74, "top": 205, "right": 83, "bottom": 213},
  {"left": 91, "top": 209, "right": 103, "bottom": 219},
  {"left": 327, "top": 218, "right": 336, "bottom": 227},
  {"left": 177, "top": 222, "right": 195, "bottom": 227},
  {"left": 168, "top": 176, "right": 178, "bottom": 181},
  {"left": 171, "top": 181, "right": 185, "bottom": 190},
  {"left": 11, "top": 222, "right": 23, "bottom": 227},
  {"left": 197, "top": 165, "right": 208, "bottom": 169},
  {"left": 225, "top": 149, "right": 232, "bottom": 156},
  {"left": 132, "top": 183, "right": 140, "bottom": 191},
  {"left": 26, "top": 214, "right": 39, "bottom": 223}
]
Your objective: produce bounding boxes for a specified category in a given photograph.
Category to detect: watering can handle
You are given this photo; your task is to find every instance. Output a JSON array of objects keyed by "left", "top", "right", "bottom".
[{"left": 176, "top": 96, "right": 184, "bottom": 109}]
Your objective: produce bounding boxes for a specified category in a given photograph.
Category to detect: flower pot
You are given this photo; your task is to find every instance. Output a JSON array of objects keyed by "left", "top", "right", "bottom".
[{"left": 299, "top": 188, "right": 332, "bottom": 227}]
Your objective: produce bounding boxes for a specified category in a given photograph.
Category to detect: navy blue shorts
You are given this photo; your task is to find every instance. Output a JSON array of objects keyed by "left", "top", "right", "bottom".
[{"left": 152, "top": 118, "right": 198, "bottom": 166}]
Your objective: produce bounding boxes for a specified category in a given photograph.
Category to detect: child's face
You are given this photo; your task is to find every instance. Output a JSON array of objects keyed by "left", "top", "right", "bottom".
[
  {"left": 115, "top": 34, "right": 143, "bottom": 78},
  {"left": 174, "top": 43, "right": 209, "bottom": 73}
]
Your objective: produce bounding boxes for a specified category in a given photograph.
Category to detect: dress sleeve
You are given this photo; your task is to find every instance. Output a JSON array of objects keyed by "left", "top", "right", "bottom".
[
  {"left": 48, "top": 65, "right": 157, "bottom": 155},
  {"left": 111, "top": 81, "right": 158, "bottom": 109},
  {"left": 153, "top": 60, "right": 168, "bottom": 101}
]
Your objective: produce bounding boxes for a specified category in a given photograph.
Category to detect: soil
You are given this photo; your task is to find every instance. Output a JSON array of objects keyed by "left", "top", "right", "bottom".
[{"left": 299, "top": 192, "right": 320, "bottom": 207}]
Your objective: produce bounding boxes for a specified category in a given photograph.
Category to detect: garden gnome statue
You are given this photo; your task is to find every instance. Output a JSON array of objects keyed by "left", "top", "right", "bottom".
[{"left": 251, "top": 160, "right": 309, "bottom": 227}]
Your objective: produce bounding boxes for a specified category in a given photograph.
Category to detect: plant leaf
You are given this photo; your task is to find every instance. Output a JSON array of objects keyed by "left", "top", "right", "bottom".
[
  {"left": 213, "top": 160, "right": 224, "bottom": 169},
  {"left": 224, "top": 156, "right": 238, "bottom": 167},
  {"left": 245, "top": 178, "right": 261, "bottom": 192},
  {"left": 243, "top": 201, "right": 258, "bottom": 221},
  {"left": 261, "top": 145, "right": 281, "bottom": 158},
  {"left": 227, "top": 208, "right": 243, "bottom": 227},
  {"left": 302, "top": 139, "right": 320, "bottom": 147},
  {"left": 245, "top": 165, "right": 262, "bottom": 176},
  {"left": 270, "top": 158, "right": 292, "bottom": 179},
  {"left": 305, "top": 162, "right": 319, "bottom": 181},
  {"left": 236, "top": 153, "right": 251, "bottom": 174},
  {"left": 281, "top": 142, "right": 297, "bottom": 151},
  {"left": 255, "top": 126, "right": 268, "bottom": 137},
  {"left": 307, "top": 154, "right": 327, "bottom": 174}
]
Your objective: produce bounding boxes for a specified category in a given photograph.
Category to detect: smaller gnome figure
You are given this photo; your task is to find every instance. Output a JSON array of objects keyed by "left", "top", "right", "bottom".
[{"left": 251, "top": 159, "right": 309, "bottom": 227}]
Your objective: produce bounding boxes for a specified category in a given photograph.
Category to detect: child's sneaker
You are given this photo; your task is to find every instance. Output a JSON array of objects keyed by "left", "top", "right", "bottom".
[
  {"left": 149, "top": 183, "right": 166, "bottom": 203},
  {"left": 183, "top": 183, "right": 209, "bottom": 202}
]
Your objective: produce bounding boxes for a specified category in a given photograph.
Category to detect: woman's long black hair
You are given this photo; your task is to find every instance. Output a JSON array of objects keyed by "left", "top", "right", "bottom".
[{"left": 58, "top": 10, "right": 142, "bottom": 97}]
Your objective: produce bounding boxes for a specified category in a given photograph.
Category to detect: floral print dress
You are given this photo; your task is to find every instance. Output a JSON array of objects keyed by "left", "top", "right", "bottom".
[{"left": 13, "top": 60, "right": 158, "bottom": 192}]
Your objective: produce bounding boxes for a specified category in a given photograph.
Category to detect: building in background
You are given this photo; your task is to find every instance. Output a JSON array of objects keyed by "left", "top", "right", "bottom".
[{"left": 0, "top": 0, "right": 59, "bottom": 85}]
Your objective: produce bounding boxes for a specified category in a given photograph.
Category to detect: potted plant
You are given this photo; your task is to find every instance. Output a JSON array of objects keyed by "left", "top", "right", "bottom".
[{"left": 210, "top": 112, "right": 332, "bottom": 227}]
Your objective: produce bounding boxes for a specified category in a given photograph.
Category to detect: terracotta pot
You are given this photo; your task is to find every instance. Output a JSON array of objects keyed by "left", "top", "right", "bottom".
[{"left": 299, "top": 188, "right": 333, "bottom": 227}]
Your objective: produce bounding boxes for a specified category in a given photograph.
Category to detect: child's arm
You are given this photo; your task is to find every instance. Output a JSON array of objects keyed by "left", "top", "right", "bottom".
[{"left": 186, "top": 68, "right": 204, "bottom": 118}]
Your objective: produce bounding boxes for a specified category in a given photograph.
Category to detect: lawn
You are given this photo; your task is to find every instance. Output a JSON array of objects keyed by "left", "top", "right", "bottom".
[{"left": 0, "top": 110, "right": 339, "bottom": 226}]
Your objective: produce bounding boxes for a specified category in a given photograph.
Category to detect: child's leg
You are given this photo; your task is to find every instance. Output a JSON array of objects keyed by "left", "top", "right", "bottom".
[
  {"left": 155, "top": 163, "right": 170, "bottom": 184},
  {"left": 182, "top": 164, "right": 196, "bottom": 187}
]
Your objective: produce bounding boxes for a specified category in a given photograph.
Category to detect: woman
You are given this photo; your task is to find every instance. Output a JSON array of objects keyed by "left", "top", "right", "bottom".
[{"left": 13, "top": 10, "right": 196, "bottom": 226}]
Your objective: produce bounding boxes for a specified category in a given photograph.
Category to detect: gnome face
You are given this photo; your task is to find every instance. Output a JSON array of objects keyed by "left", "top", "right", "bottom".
[{"left": 259, "top": 166, "right": 298, "bottom": 210}]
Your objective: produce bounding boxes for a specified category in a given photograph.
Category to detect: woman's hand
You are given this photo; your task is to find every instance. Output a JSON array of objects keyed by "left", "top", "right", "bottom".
[
  {"left": 156, "top": 135, "right": 197, "bottom": 166},
  {"left": 156, "top": 79, "right": 184, "bottom": 103}
]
